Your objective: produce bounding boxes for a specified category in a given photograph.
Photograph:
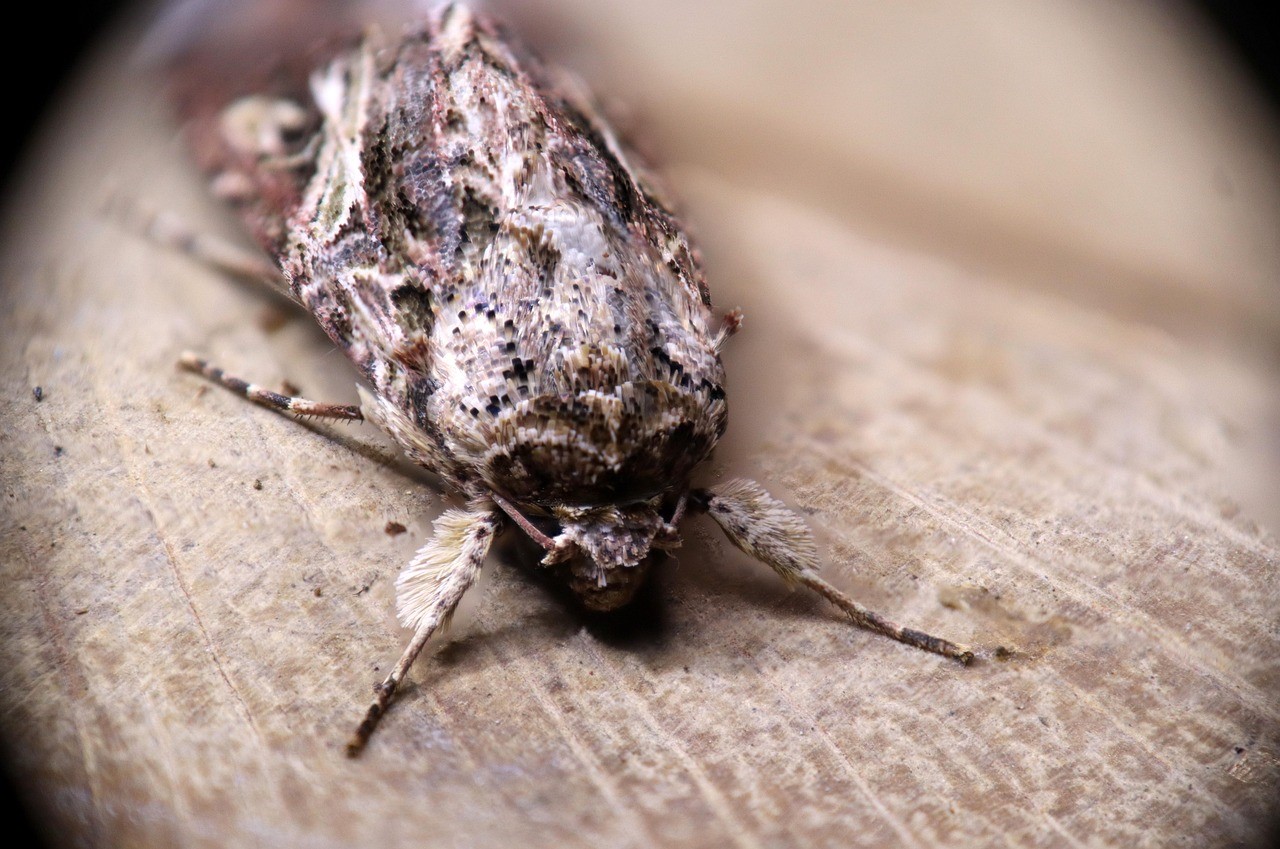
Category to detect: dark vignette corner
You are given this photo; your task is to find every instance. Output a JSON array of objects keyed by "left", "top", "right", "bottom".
[{"left": 1, "top": 0, "right": 134, "bottom": 195}]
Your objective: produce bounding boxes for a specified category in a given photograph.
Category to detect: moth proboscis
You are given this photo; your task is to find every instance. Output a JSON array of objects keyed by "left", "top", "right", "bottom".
[{"left": 161, "top": 2, "right": 973, "bottom": 756}]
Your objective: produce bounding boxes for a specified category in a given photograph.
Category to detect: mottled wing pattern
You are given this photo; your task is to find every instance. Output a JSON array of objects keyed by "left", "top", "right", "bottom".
[
  {"left": 186, "top": 5, "right": 729, "bottom": 503},
  {"left": 413, "top": 10, "right": 726, "bottom": 504}
]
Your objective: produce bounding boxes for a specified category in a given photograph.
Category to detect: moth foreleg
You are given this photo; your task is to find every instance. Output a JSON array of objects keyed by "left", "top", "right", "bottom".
[
  {"left": 102, "top": 192, "right": 292, "bottom": 300},
  {"left": 180, "top": 351, "right": 363, "bottom": 421},
  {"left": 347, "top": 501, "right": 500, "bottom": 756},
  {"left": 694, "top": 479, "right": 973, "bottom": 664}
]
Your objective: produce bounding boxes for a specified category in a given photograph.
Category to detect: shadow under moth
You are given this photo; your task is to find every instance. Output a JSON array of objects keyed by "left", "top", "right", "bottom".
[{"left": 159, "top": 1, "right": 973, "bottom": 755}]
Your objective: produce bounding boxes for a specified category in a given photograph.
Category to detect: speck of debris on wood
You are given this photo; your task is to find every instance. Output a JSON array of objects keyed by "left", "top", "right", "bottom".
[
  {"left": 253, "top": 479, "right": 263, "bottom": 490},
  {"left": 384, "top": 521, "right": 407, "bottom": 536},
  {"left": 313, "top": 587, "right": 323, "bottom": 597},
  {"left": 53, "top": 446, "right": 64, "bottom": 457},
  {"left": 208, "top": 459, "right": 217, "bottom": 468},
  {"left": 257, "top": 305, "right": 290, "bottom": 333},
  {"left": 32, "top": 386, "right": 43, "bottom": 402},
  {"left": 75, "top": 608, "right": 89, "bottom": 616}
]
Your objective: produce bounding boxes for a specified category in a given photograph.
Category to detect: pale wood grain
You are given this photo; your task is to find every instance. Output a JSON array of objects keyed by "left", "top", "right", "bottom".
[{"left": 2, "top": 3, "right": 1278, "bottom": 847}]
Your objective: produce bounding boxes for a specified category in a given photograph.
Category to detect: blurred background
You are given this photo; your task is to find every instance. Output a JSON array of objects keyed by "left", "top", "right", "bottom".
[
  {"left": 4, "top": 2, "right": 1279, "bottom": 193},
  {"left": 5, "top": 1, "right": 1279, "bottom": 363}
]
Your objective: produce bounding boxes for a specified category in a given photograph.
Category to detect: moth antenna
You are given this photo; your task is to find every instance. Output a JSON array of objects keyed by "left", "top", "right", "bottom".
[
  {"left": 489, "top": 491, "right": 556, "bottom": 550},
  {"left": 693, "top": 479, "right": 974, "bottom": 665},
  {"left": 347, "top": 501, "right": 499, "bottom": 756}
]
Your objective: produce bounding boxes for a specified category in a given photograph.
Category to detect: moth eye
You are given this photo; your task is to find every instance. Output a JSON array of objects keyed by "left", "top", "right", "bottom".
[{"left": 220, "top": 95, "right": 311, "bottom": 157}]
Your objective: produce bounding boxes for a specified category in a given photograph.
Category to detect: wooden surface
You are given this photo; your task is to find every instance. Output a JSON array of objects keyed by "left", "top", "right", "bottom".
[{"left": 3, "top": 2, "right": 1279, "bottom": 847}]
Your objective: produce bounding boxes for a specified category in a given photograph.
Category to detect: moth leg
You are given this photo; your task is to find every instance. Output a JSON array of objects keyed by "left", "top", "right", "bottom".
[
  {"left": 789, "top": 572, "right": 973, "bottom": 663},
  {"left": 693, "top": 479, "right": 974, "bottom": 664},
  {"left": 668, "top": 491, "right": 689, "bottom": 526},
  {"left": 180, "top": 351, "right": 362, "bottom": 421},
  {"left": 714, "top": 308, "right": 744, "bottom": 350},
  {"left": 102, "top": 192, "right": 293, "bottom": 300},
  {"left": 348, "top": 502, "right": 500, "bottom": 756}
]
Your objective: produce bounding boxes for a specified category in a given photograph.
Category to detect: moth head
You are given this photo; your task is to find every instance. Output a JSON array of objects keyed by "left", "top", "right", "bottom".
[{"left": 542, "top": 502, "right": 681, "bottom": 571}]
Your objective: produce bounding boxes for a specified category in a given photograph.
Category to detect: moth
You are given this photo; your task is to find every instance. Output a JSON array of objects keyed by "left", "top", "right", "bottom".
[{"left": 163, "top": 2, "right": 972, "bottom": 755}]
